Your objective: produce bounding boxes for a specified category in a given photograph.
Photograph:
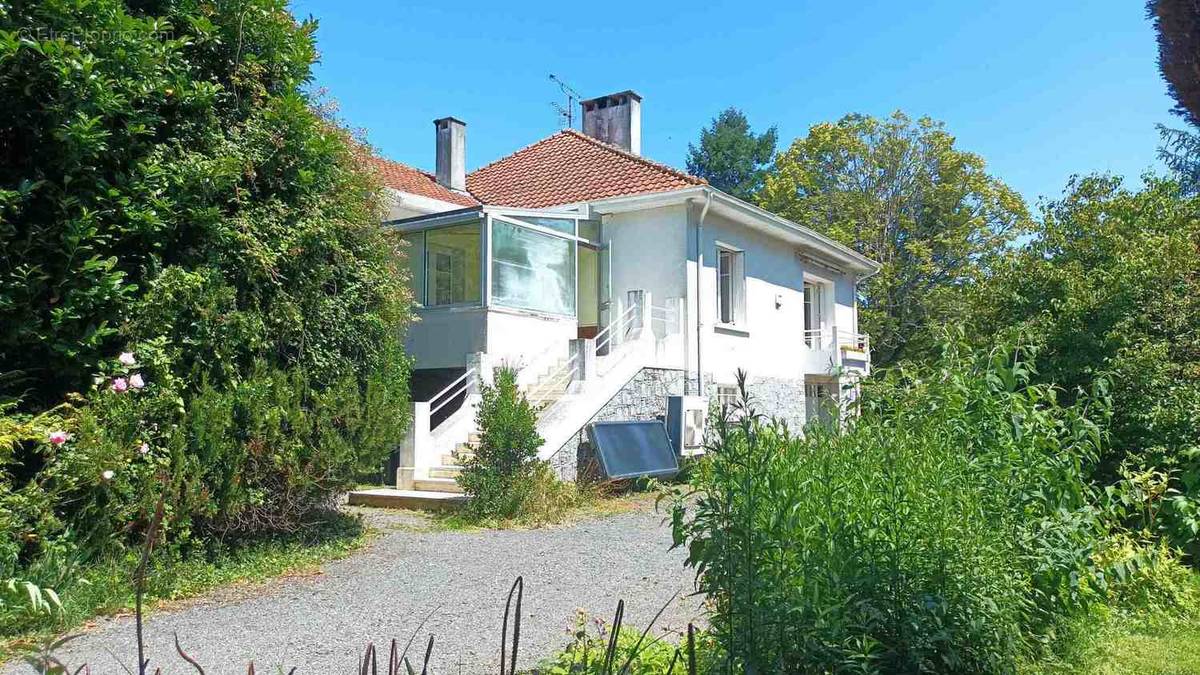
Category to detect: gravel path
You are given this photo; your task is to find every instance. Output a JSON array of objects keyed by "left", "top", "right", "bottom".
[{"left": 5, "top": 500, "right": 702, "bottom": 674}]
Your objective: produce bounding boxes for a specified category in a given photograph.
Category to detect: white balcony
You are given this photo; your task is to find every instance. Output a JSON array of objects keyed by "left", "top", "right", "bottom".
[{"left": 801, "top": 327, "right": 871, "bottom": 376}]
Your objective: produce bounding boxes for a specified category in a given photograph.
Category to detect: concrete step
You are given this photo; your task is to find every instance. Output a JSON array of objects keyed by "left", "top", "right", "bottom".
[
  {"left": 443, "top": 453, "right": 472, "bottom": 465},
  {"left": 348, "top": 488, "right": 466, "bottom": 512},
  {"left": 467, "top": 432, "right": 482, "bottom": 444},
  {"left": 428, "top": 465, "right": 462, "bottom": 480},
  {"left": 413, "top": 477, "right": 464, "bottom": 494}
]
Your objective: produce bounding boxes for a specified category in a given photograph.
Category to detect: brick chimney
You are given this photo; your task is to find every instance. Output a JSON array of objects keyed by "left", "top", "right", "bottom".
[
  {"left": 580, "top": 91, "right": 642, "bottom": 155},
  {"left": 434, "top": 117, "right": 466, "bottom": 192}
]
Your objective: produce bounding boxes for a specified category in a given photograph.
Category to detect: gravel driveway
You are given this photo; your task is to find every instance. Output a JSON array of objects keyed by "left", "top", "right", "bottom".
[{"left": 5, "top": 500, "right": 702, "bottom": 674}]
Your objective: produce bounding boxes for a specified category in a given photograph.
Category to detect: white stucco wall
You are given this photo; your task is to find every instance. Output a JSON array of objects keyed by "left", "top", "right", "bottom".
[
  {"left": 684, "top": 208, "right": 861, "bottom": 388},
  {"left": 596, "top": 201, "right": 861, "bottom": 388},
  {"left": 604, "top": 204, "right": 689, "bottom": 313},
  {"left": 485, "top": 307, "right": 576, "bottom": 373}
]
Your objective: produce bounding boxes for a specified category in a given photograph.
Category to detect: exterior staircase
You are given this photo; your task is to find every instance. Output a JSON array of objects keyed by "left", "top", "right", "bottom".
[
  {"left": 349, "top": 290, "right": 674, "bottom": 511},
  {"left": 522, "top": 357, "right": 575, "bottom": 414},
  {"left": 414, "top": 432, "right": 481, "bottom": 493}
]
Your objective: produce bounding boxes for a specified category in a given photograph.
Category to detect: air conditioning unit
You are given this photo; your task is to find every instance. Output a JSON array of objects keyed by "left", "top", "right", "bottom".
[{"left": 666, "top": 395, "right": 707, "bottom": 456}]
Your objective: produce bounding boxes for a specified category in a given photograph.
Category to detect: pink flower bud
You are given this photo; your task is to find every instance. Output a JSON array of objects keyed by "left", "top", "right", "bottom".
[
  {"left": 111, "top": 377, "right": 128, "bottom": 393},
  {"left": 48, "top": 430, "right": 70, "bottom": 445}
]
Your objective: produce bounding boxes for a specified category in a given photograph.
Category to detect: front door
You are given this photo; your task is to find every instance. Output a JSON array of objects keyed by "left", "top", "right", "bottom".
[{"left": 578, "top": 243, "right": 600, "bottom": 338}]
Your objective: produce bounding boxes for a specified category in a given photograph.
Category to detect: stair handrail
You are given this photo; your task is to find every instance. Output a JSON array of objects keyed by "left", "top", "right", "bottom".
[
  {"left": 649, "top": 302, "right": 680, "bottom": 334},
  {"left": 429, "top": 367, "right": 477, "bottom": 417},
  {"left": 526, "top": 351, "right": 580, "bottom": 401},
  {"left": 594, "top": 303, "right": 639, "bottom": 355}
]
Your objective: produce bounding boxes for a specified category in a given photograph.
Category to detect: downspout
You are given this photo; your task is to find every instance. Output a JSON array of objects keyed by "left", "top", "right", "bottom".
[{"left": 693, "top": 190, "right": 713, "bottom": 396}]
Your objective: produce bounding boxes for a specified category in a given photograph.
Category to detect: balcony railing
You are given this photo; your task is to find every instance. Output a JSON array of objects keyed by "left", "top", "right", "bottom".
[{"left": 803, "top": 328, "right": 870, "bottom": 355}]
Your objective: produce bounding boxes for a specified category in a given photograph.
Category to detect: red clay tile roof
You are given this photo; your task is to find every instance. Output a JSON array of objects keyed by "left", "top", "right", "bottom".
[
  {"left": 367, "top": 156, "right": 479, "bottom": 208},
  {"left": 466, "top": 130, "right": 705, "bottom": 208}
]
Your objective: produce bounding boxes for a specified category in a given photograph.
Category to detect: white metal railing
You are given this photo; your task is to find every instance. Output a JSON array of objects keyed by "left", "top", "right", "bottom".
[
  {"left": 429, "top": 367, "right": 476, "bottom": 417},
  {"left": 802, "top": 328, "right": 825, "bottom": 349},
  {"left": 594, "top": 303, "right": 639, "bottom": 355},
  {"left": 837, "top": 331, "right": 870, "bottom": 353},
  {"left": 649, "top": 302, "right": 680, "bottom": 334},
  {"left": 526, "top": 352, "right": 579, "bottom": 402}
]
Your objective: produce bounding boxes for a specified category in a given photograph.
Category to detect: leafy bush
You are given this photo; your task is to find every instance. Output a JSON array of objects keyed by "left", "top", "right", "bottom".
[
  {"left": 0, "top": 0, "right": 411, "bottom": 566},
  {"left": 667, "top": 341, "right": 1108, "bottom": 673},
  {"left": 964, "top": 176, "right": 1200, "bottom": 559},
  {"left": 458, "top": 366, "right": 576, "bottom": 523}
]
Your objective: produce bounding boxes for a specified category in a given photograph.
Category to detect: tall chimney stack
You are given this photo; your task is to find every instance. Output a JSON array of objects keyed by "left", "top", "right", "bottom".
[
  {"left": 434, "top": 117, "right": 466, "bottom": 192},
  {"left": 580, "top": 91, "right": 642, "bottom": 155}
]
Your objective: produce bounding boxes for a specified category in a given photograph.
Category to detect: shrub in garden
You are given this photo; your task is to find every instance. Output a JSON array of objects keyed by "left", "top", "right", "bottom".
[
  {"left": 458, "top": 367, "right": 581, "bottom": 523},
  {"left": 666, "top": 340, "right": 1109, "bottom": 673},
  {"left": 0, "top": 0, "right": 412, "bottom": 627}
]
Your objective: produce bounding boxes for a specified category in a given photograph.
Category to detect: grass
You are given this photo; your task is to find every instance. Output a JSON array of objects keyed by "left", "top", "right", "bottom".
[
  {"left": 433, "top": 488, "right": 648, "bottom": 531},
  {"left": 0, "top": 510, "right": 370, "bottom": 662},
  {"left": 1025, "top": 569, "right": 1200, "bottom": 675}
]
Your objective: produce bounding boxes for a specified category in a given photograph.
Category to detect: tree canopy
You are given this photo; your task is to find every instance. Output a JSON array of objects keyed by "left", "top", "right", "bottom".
[
  {"left": 685, "top": 108, "right": 777, "bottom": 200},
  {"left": 962, "top": 175, "right": 1200, "bottom": 557},
  {"left": 757, "top": 112, "right": 1029, "bottom": 367},
  {"left": 1149, "top": 0, "right": 1200, "bottom": 126}
]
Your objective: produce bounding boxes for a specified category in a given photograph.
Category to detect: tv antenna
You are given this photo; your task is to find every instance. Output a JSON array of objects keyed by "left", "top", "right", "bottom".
[{"left": 549, "top": 74, "right": 582, "bottom": 128}]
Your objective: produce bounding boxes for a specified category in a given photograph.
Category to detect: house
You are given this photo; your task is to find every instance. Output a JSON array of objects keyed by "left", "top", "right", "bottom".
[{"left": 371, "top": 91, "right": 879, "bottom": 494}]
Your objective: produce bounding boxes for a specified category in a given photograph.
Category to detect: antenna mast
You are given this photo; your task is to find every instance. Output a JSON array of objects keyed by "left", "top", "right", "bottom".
[{"left": 549, "top": 74, "right": 582, "bottom": 128}]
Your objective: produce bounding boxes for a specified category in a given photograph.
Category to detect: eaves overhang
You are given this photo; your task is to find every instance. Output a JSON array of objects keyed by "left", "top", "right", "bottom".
[{"left": 587, "top": 186, "right": 881, "bottom": 276}]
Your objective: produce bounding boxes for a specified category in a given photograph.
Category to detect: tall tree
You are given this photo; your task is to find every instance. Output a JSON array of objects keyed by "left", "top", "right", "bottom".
[
  {"left": 686, "top": 108, "right": 777, "bottom": 200},
  {"left": 1149, "top": 0, "right": 1200, "bottom": 125},
  {"left": 758, "top": 112, "right": 1030, "bottom": 367},
  {"left": 963, "top": 175, "right": 1200, "bottom": 559},
  {"left": 1149, "top": 0, "right": 1200, "bottom": 193}
]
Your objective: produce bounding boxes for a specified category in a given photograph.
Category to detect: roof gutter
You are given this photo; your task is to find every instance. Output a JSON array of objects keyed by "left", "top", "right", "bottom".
[{"left": 589, "top": 187, "right": 880, "bottom": 275}]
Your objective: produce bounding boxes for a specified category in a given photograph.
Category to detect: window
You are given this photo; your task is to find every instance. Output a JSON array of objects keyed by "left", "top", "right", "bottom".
[
  {"left": 716, "top": 247, "right": 746, "bottom": 326},
  {"left": 803, "top": 281, "right": 825, "bottom": 348},
  {"left": 407, "top": 222, "right": 482, "bottom": 307},
  {"left": 491, "top": 219, "right": 576, "bottom": 315},
  {"left": 805, "top": 380, "right": 837, "bottom": 428},
  {"left": 400, "top": 231, "right": 425, "bottom": 306},
  {"left": 716, "top": 385, "right": 739, "bottom": 409},
  {"left": 513, "top": 216, "right": 575, "bottom": 235}
]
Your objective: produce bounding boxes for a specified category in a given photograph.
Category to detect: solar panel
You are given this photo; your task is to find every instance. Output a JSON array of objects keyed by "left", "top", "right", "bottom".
[{"left": 587, "top": 420, "right": 680, "bottom": 480}]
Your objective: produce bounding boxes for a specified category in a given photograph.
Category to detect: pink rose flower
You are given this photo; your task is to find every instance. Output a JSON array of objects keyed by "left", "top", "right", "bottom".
[
  {"left": 48, "top": 430, "right": 70, "bottom": 445},
  {"left": 118, "top": 352, "right": 137, "bottom": 366},
  {"left": 129, "top": 373, "right": 145, "bottom": 389},
  {"left": 111, "top": 377, "right": 129, "bottom": 393}
]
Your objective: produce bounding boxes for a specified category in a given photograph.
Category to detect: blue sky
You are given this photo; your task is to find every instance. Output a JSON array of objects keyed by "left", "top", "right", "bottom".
[{"left": 291, "top": 0, "right": 1177, "bottom": 208}]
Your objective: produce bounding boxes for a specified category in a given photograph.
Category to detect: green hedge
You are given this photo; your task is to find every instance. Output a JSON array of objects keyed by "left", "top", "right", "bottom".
[{"left": 0, "top": 0, "right": 411, "bottom": 585}]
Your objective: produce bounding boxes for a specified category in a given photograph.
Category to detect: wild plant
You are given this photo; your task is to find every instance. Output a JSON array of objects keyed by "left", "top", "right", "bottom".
[{"left": 666, "top": 339, "right": 1109, "bottom": 673}]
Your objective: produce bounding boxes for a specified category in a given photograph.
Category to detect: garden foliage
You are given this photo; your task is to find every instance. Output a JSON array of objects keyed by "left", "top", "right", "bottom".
[
  {"left": 965, "top": 175, "right": 1200, "bottom": 560},
  {"left": 458, "top": 366, "right": 581, "bottom": 524},
  {"left": 0, "top": 0, "right": 411, "bottom": 624},
  {"left": 668, "top": 342, "right": 1111, "bottom": 673}
]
